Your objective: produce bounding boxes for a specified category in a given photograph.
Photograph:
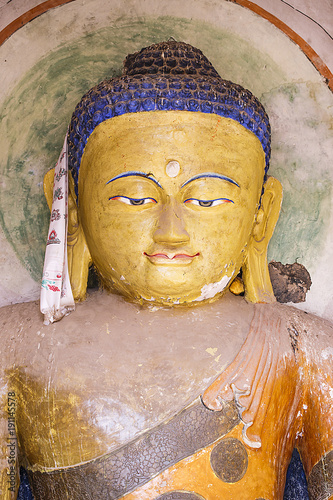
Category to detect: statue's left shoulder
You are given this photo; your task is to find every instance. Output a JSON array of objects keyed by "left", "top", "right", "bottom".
[
  {"left": 285, "top": 305, "right": 333, "bottom": 492},
  {"left": 283, "top": 304, "right": 333, "bottom": 362}
]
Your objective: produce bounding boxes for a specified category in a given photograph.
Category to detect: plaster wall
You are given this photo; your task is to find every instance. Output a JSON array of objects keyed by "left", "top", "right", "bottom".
[
  {"left": 1, "top": 0, "right": 332, "bottom": 73},
  {"left": 254, "top": 0, "right": 333, "bottom": 72}
]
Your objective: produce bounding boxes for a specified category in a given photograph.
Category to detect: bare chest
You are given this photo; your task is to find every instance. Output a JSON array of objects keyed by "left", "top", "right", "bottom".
[{"left": 12, "top": 293, "right": 254, "bottom": 468}]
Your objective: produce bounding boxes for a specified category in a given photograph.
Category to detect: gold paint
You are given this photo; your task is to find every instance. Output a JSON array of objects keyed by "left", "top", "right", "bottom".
[
  {"left": 63, "top": 110, "right": 281, "bottom": 306},
  {"left": 206, "top": 348, "right": 218, "bottom": 356},
  {"left": 67, "top": 171, "right": 92, "bottom": 301},
  {"left": 43, "top": 169, "right": 54, "bottom": 211},
  {"left": 243, "top": 176, "right": 282, "bottom": 303},
  {"left": 229, "top": 276, "right": 245, "bottom": 295},
  {"left": 9, "top": 369, "right": 110, "bottom": 469}
]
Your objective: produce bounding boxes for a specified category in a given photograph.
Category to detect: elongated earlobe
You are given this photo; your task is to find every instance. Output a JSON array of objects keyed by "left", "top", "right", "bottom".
[
  {"left": 67, "top": 172, "right": 92, "bottom": 301},
  {"left": 242, "top": 176, "right": 283, "bottom": 303},
  {"left": 44, "top": 168, "right": 92, "bottom": 301}
]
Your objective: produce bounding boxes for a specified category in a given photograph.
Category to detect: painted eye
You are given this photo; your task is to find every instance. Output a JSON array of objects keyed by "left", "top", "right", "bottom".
[
  {"left": 109, "top": 196, "right": 157, "bottom": 205},
  {"left": 184, "top": 198, "right": 234, "bottom": 207}
]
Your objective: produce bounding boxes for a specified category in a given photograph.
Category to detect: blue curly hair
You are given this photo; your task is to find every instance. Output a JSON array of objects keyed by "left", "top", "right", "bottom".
[{"left": 68, "top": 41, "right": 271, "bottom": 199}]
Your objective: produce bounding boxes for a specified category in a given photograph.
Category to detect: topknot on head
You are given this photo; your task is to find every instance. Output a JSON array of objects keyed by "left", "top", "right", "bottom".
[{"left": 122, "top": 41, "right": 220, "bottom": 79}]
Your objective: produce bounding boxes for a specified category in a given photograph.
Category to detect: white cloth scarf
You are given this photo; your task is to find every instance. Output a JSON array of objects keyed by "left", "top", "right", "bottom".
[{"left": 40, "top": 133, "right": 75, "bottom": 325}]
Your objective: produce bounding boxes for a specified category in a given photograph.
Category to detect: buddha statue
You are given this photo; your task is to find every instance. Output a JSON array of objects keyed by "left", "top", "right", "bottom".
[{"left": 1, "top": 41, "right": 332, "bottom": 500}]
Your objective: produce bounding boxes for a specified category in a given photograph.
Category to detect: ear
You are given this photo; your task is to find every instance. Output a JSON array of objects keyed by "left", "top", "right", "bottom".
[
  {"left": 67, "top": 171, "right": 92, "bottom": 301},
  {"left": 242, "top": 176, "right": 283, "bottom": 303},
  {"left": 43, "top": 168, "right": 92, "bottom": 301}
]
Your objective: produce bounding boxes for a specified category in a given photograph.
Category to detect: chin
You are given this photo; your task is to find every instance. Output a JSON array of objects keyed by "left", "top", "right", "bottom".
[
  {"left": 95, "top": 264, "right": 234, "bottom": 307},
  {"left": 131, "top": 283, "right": 230, "bottom": 308}
]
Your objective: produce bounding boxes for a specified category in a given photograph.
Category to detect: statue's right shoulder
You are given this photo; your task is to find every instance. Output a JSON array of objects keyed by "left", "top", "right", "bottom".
[
  {"left": 0, "top": 290, "right": 141, "bottom": 372},
  {"left": 0, "top": 299, "right": 42, "bottom": 323},
  {"left": 0, "top": 300, "right": 43, "bottom": 367}
]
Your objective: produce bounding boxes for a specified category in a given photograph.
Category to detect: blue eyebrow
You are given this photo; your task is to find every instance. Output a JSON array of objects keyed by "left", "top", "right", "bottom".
[
  {"left": 181, "top": 173, "right": 240, "bottom": 188},
  {"left": 106, "top": 171, "right": 162, "bottom": 188}
]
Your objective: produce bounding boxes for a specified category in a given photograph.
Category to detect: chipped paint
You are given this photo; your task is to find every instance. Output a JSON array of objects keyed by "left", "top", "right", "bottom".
[
  {"left": 206, "top": 347, "right": 218, "bottom": 356},
  {"left": 321, "top": 347, "right": 333, "bottom": 359},
  {"left": 195, "top": 276, "right": 231, "bottom": 302}
]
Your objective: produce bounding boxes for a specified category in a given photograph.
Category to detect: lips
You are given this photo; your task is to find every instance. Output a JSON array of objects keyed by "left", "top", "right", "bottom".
[{"left": 144, "top": 251, "right": 200, "bottom": 264}]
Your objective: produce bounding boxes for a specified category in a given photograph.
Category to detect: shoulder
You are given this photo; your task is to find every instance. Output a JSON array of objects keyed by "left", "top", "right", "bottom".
[
  {"left": 0, "top": 291, "right": 115, "bottom": 363},
  {"left": 256, "top": 302, "right": 333, "bottom": 355},
  {"left": 280, "top": 307, "right": 333, "bottom": 472},
  {"left": 0, "top": 299, "right": 41, "bottom": 324},
  {"left": 0, "top": 291, "right": 124, "bottom": 388},
  {"left": 280, "top": 303, "right": 333, "bottom": 362},
  {"left": 0, "top": 300, "right": 42, "bottom": 362}
]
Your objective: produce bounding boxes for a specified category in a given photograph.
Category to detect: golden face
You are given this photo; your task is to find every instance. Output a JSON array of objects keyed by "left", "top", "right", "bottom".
[{"left": 78, "top": 111, "right": 265, "bottom": 305}]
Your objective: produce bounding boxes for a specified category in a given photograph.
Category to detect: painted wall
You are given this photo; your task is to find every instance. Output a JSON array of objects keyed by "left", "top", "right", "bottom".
[{"left": 0, "top": 0, "right": 332, "bottom": 320}]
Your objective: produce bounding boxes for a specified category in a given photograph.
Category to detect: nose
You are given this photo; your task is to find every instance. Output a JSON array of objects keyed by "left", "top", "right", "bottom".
[{"left": 153, "top": 198, "right": 190, "bottom": 245}]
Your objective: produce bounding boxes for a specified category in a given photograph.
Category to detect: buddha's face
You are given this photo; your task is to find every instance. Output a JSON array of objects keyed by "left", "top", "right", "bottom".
[{"left": 78, "top": 111, "right": 265, "bottom": 305}]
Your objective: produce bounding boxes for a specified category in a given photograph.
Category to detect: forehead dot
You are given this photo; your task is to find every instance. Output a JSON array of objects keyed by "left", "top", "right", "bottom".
[{"left": 166, "top": 160, "right": 180, "bottom": 178}]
